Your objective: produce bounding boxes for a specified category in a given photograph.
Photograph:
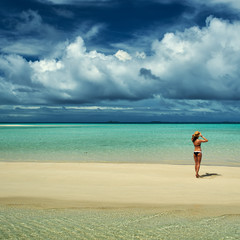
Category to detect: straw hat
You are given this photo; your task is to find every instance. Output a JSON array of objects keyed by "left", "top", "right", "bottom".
[{"left": 194, "top": 131, "right": 200, "bottom": 137}]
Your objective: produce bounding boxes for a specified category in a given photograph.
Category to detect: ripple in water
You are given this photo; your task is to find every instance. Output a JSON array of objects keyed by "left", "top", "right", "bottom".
[{"left": 0, "top": 206, "right": 239, "bottom": 240}]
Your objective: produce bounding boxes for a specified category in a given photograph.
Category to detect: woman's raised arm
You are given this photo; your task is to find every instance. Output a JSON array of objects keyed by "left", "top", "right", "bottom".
[{"left": 200, "top": 133, "right": 208, "bottom": 142}]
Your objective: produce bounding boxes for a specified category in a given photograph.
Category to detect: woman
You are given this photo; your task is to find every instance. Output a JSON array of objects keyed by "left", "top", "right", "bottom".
[{"left": 191, "top": 131, "right": 208, "bottom": 178}]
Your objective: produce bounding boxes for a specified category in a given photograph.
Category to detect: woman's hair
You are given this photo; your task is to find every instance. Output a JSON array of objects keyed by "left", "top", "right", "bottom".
[{"left": 192, "top": 134, "right": 198, "bottom": 142}]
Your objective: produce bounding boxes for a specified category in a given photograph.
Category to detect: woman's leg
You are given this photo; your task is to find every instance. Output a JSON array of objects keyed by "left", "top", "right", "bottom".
[
  {"left": 196, "top": 153, "right": 202, "bottom": 178},
  {"left": 194, "top": 153, "right": 198, "bottom": 176}
]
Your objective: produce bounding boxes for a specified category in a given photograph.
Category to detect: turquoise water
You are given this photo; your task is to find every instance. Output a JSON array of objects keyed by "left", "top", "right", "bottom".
[
  {"left": 0, "top": 206, "right": 239, "bottom": 240},
  {"left": 0, "top": 123, "right": 240, "bottom": 166}
]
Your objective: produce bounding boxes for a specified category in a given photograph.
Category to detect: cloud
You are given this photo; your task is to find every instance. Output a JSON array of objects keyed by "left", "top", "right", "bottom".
[
  {"left": 26, "top": 37, "right": 160, "bottom": 104},
  {"left": 1, "top": 40, "right": 51, "bottom": 57},
  {"left": 0, "top": 10, "right": 63, "bottom": 57},
  {"left": 1, "top": 17, "right": 240, "bottom": 107},
  {"left": 30, "top": 59, "right": 64, "bottom": 73},
  {"left": 16, "top": 10, "right": 42, "bottom": 34},
  {"left": 83, "top": 24, "right": 106, "bottom": 40},
  {"left": 139, "top": 68, "right": 161, "bottom": 81},
  {"left": 148, "top": 17, "right": 240, "bottom": 100},
  {"left": 15, "top": 10, "right": 61, "bottom": 39},
  {"left": 136, "top": 52, "right": 146, "bottom": 59},
  {"left": 1, "top": 99, "right": 240, "bottom": 122},
  {"left": 37, "top": 0, "right": 114, "bottom": 5},
  {"left": 189, "top": 0, "right": 240, "bottom": 10},
  {"left": 114, "top": 50, "right": 132, "bottom": 62},
  {"left": 0, "top": 54, "right": 32, "bottom": 86},
  {"left": 53, "top": 8, "right": 75, "bottom": 18},
  {"left": 152, "top": 0, "right": 240, "bottom": 10},
  {"left": 0, "top": 9, "right": 107, "bottom": 60},
  {"left": 64, "top": 106, "right": 133, "bottom": 110}
]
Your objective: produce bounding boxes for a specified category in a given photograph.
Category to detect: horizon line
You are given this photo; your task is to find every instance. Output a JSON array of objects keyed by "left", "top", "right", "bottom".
[{"left": 0, "top": 121, "right": 240, "bottom": 124}]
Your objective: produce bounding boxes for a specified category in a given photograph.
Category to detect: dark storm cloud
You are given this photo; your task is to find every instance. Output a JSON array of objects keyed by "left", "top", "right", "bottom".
[
  {"left": 14, "top": 87, "right": 40, "bottom": 93},
  {"left": 1, "top": 0, "right": 239, "bottom": 58},
  {"left": 139, "top": 68, "right": 161, "bottom": 81},
  {"left": 2, "top": 15, "right": 240, "bottom": 107},
  {"left": 1, "top": 99, "right": 240, "bottom": 122},
  {"left": 1, "top": 0, "right": 240, "bottom": 122},
  {"left": 0, "top": 0, "right": 192, "bottom": 58}
]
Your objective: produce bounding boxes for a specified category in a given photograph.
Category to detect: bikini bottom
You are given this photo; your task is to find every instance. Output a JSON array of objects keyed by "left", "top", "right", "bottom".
[{"left": 194, "top": 151, "right": 201, "bottom": 156}]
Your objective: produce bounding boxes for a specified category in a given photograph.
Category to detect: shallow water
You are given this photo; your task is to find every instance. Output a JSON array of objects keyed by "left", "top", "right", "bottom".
[
  {"left": 0, "top": 123, "right": 240, "bottom": 166},
  {"left": 0, "top": 206, "right": 239, "bottom": 240}
]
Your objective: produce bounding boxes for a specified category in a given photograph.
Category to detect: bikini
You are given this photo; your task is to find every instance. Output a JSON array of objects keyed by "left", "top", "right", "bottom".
[{"left": 194, "top": 144, "right": 201, "bottom": 156}]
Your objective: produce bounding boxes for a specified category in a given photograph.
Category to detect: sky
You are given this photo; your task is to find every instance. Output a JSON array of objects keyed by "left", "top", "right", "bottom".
[{"left": 1, "top": 0, "right": 240, "bottom": 122}]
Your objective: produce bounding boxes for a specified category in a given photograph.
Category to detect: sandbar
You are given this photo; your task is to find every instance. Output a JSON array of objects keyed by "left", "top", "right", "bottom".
[{"left": 0, "top": 162, "right": 239, "bottom": 213}]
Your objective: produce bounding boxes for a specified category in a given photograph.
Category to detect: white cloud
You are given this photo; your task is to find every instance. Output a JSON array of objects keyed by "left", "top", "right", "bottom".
[
  {"left": 1, "top": 17, "right": 240, "bottom": 106},
  {"left": 114, "top": 50, "right": 132, "bottom": 62},
  {"left": 147, "top": 17, "right": 240, "bottom": 99},
  {"left": 1, "top": 41, "right": 48, "bottom": 56},
  {"left": 65, "top": 106, "right": 133, "bottom": 110},
  {"left": 66, "top": 37, "right": 87, "bottom": 58},
  {"left": 30, "top": 59, "right": 64, "bottom": 73},
  {"left": 0, "top": 54, "right": 32, "bottom": 86}
]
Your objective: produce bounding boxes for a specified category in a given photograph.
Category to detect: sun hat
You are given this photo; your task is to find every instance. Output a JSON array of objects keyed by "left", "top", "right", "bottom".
[{"left": 194, "top": 131, "right": 200, "bottom": 137}]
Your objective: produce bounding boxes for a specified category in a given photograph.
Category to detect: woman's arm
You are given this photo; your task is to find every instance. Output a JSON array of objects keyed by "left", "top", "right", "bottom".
[{"left": 200, "top": 133, "right": 208, "bottom": 142}]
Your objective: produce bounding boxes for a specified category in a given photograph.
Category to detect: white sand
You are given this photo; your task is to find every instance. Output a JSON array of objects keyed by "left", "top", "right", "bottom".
[{"left": 0, "top": 162, "right": 239, "bottom": 209}]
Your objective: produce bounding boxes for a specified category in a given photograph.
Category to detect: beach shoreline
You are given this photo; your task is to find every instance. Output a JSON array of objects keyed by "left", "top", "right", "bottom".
[
  {"left": 0, "top": 162, "right": 239, "bottom": 210},
  {"left": 1, "top": 162, "right": 239, "bottom": 239}
]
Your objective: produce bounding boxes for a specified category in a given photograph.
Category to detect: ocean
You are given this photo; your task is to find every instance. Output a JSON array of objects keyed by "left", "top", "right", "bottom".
[
  {"left": 0, "top": 206, "right": 239, "bottom": 240},
  {"left": 0, "top": 123, "right": 239, "bottom": 166},
  {"left": 1, "top": 123, "right": 240, "bottom": 240}
]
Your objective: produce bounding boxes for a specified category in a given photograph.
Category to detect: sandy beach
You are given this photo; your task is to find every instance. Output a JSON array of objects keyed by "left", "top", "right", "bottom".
[
  {"left": 1, "top": 162, "right": 240, "bottom": 239},
  {"left": 0, "top": 162, "right": 239, "bottom": 210}
]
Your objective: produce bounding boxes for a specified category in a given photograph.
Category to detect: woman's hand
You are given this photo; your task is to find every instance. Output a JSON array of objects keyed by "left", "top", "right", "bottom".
[{"left": 200, "top": 133, "right": 208, "bottom": 142}]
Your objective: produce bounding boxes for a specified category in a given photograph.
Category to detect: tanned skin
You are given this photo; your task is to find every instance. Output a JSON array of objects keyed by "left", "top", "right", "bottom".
[{"left": 192, "top": 132, "right": 208, "bottom": 178}]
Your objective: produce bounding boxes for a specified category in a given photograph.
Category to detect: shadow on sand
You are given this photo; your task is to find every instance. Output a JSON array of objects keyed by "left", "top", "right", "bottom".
[{"left": 200, "top": 173, "right": 222, "bottom": 178}]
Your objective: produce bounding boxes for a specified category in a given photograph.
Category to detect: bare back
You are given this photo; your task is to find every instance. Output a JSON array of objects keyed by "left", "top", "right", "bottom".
[{"left": 193, "top": 139, "right": 201, "bottom": 151}]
